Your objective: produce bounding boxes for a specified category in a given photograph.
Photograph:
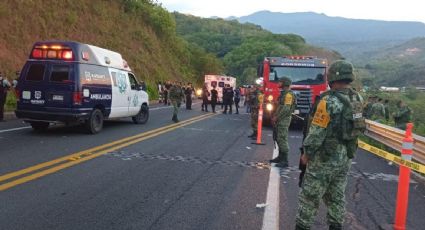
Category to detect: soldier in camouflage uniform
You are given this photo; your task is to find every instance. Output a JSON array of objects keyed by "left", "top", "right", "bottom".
[
  {"left": 248, "top": 86, "right": 261, "bottom": 139},
  {"left": 296, "top": 60, "right": 365, "bottom": 230},
  {"left": 169, "top": 82, "right": 184, "bottom": 123},
  {"left": 270, "top": 77, "right": 295, "bottom": 167},
  {"left": 370, "top": 97, "right": 386, "bottom": 122},
  {"left": 393, "top": 100, "right": 412, "bottom": 130}
]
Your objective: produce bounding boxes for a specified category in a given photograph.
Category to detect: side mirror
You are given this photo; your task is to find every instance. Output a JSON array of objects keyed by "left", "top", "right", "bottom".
[{"left": 257, "top": 64, "right": 263, "bottom": 77}]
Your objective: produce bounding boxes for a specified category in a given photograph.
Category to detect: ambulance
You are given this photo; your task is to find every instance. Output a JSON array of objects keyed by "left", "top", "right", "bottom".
[
  {"left": 15, "top": 41, "right": 149, "bottom": 134},
  {"left": 204, "top": 75, "right": 236, "bottom": 103}
]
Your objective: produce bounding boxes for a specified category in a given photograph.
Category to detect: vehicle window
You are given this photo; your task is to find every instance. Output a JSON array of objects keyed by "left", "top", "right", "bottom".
[
  {"left": 128, "top": 73, "right": 138, "bottom": 90},
  {"left": 50, "top": 65, "right": 70, "bottom": 82},
  {"left": 269, "top": 66, "right": 326, "bottom": 85},
  {"left": 218, "top": 82, "right": 225, "bottom": 87},
  {"left": 111, "top": 72, "right": 117, "bottom": 86},
  {"left": 26, "top": 64, "right": 45, "bottom": 81},
  {"left": 211, "top": 81, "right": 217, "bottom": 87}
]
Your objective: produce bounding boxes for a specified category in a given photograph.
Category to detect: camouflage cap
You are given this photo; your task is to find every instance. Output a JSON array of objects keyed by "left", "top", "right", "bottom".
[
  {"left": 279, "top": 76, "right": 292, "bottom": 87},
  {"left": 328, "top": 60, "right": 354, "bottom": 83}
]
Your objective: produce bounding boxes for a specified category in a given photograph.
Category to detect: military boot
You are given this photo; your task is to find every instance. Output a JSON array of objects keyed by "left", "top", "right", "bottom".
[
  {"left": 248, "top": 131, "right": 257, "bottom": 138},
  {"left": 269, "top": 157, "right": 281, "bottom": 163},
  {"left": 329, "top": 223, "right": 342, "bottom": 230},
  {"left": 275, "top": 161, "right": 289, "bottom": 168},
  {"left": 295, "top": 223, "right": 310, "bottom": 230},
  {"left": 172, "top": 114, "right": 178, "bottom": 123}
]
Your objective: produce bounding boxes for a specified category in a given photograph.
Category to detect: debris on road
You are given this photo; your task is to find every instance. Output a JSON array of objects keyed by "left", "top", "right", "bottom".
[{"left": 256, "top": 203, "right": 268, "bottom": 208}]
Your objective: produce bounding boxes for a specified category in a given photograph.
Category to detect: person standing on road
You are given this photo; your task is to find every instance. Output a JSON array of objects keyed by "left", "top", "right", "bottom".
[
  {"left": 248, "top": 85, "right": 261, "bottom": 139},
  {"left": 223, "top": 84, "right": 234, "bottom": 114},
  {"left": 296, "top": 60, "right": 365, "bottom": 230},
  {"left": 269, "top": 77, "right": 295, "bottom": 168},
  {"left": 0, "top": 72, "right": 11, "bottom": 122},
  {"left": 169, "top": 82, "right": 184, "bottom": 123},
  {"left": 245, "top": 86, "right": 252, "bottom": 113},
  {"left": 201, "top": 84, "right": 209, "bottom": 112},
  {"left": 234, "top": 87, "right": 241, "bottom": 114},
  {"left": 393, "top": 100, "right": 412, "bottom": 130},
  {"left": 185, "top": 83, "right": 193, "bottom": 110},
  {"left": 210, "top": 85, "right": 218, "bottom": 113}
]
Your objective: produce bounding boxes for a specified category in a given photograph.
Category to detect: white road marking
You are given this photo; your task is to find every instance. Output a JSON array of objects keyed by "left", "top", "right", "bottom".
[
  {"left": 0, "top": 126, "right": 31, "bottom": 133},
  {"left": 262, "top": 146, "right": 280, "bottom": 230}
]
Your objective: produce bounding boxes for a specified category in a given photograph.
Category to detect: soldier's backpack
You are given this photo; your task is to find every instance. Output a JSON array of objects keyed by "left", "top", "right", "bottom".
[{"left": 332, "top": 89, "right": 366, "bottom": 141}]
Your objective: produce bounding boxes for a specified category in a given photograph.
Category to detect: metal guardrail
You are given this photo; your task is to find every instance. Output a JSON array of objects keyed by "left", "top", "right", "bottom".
[{"left": 364, "top": 120, "right": 425, "bottom": 165}]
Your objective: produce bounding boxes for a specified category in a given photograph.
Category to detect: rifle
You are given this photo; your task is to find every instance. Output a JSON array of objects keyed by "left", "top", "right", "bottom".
[{"left": 298, "top": 147, "right": 306, "bottom": 187}]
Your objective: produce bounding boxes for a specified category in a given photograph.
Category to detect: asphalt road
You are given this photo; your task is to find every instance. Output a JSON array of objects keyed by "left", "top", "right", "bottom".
[{"left": 0, "top": 101, "right": 424, "bottom": 230}]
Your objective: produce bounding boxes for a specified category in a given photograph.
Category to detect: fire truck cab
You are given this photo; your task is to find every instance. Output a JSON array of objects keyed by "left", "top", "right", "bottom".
[{"left": 258, "top": 56, "right": 328, "bottom": 122}]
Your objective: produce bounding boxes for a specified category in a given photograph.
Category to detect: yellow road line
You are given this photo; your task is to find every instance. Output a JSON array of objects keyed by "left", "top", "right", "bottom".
[{"left": 0, "top": 113, "right": 214, "bottom": 186}]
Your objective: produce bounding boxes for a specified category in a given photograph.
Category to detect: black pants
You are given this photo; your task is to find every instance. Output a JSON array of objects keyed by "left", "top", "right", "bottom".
[
  {"left": 186, "top": 95, "right": 192, "bottom": 109},
  {"left": 0, "top": 94, "right": 5, "bottom": 121},
  {"left": 211, "top": 99, "right": 217, "bottom": 112},
  {"left": 224, "top": 100, "right": 233, "bottom": 113},
  {"left": 202, "top": 97, "right": 209, "bottom": 111},
  {"left": 164, "top": 91, "right": 168, "bottom": 105},
  {"left": 234, "top": 99, "right": 240, "bottom": 114}
]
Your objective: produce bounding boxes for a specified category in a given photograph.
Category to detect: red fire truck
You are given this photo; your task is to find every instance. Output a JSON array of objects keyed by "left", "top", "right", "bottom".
[{"left": 258, "top": 56, "right": 328, "bottom": 122}]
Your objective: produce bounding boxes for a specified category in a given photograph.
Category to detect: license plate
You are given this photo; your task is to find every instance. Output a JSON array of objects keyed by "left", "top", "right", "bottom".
[
  {"left": 52, "top": 95, "right": 64, "bottom": 101},
  {"left": 294, "top": 109, "right": 300, "bottom": 115}
]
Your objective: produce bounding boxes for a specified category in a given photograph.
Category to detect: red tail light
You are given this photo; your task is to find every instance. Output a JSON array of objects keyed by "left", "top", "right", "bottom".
[{"left": 73, "top": 91, "right": 83, "bottom": 105}]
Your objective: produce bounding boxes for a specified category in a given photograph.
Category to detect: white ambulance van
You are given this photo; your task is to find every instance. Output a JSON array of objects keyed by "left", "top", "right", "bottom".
[
  {"left": 15, "top": 41, "right": 149, "bottom": 134},
  {"left": 204, "top": 75, "right": 236, "bottom": 103}
]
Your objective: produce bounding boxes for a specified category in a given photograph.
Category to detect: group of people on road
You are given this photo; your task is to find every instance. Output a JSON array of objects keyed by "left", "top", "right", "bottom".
[
  {"left": 201, "top": 84, "right": 242, "bottom": 114},
  {"left": 364, "top": 95, "right": 412, "bottom": 130},
  {"left": 0, "top": 71, "right": 19, "bottom": 122},
  {"left": 157, "top": 81, "right": 195, "bottom": 109},
  {"left": 250, "top": 60, "right": 366, "bottom": 230}
]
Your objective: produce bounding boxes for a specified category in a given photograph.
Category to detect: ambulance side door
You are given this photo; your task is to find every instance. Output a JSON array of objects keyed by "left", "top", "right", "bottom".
[
  {"left": 127, "top": 73, "right": 141, "bottom": 116},
  {"left": 109, "top": 70, "right": 130, "bottom": 118}
]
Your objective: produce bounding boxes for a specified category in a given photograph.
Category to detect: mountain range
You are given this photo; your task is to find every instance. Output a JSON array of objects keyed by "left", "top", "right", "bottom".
[{"left": 233, "top": 11, "right": 425, "bottom": 58}]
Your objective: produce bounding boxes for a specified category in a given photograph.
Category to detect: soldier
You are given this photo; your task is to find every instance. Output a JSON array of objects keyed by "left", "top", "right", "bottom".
[
  {"left": 363, "top": 96, "right": 374, "bottom": 119},
  {"left": 185, "top": 83, "right": 193, "bottom": 110},
  {"left": 201, "top": 84, "right": 209, "bottom": 112},
  {"left": 296, "top": 60, "right": 365, "bottom": 230},
  {"left": 0, "top": 72, "right": 11, "bottom": 122},
  {"left": 234, "top": 87, "right": 241, "bottom": 114},
  {"left": 270, "top": 77, "right": 295, "bottom": 168},
  {"left": 223, "top": 84, "right": 234, "bottom": 114},
  {"left": 393, "top": 100, "right": 412, "bottom": 130},
  {"left": 210, "top": 85, "right": 218, "bottom": 113},
  {"left": 370, "top": 97, "right": 385, "bottom": 122},
  {"left": 248, "top": 86, "right": 261, "bottom": 139},
  {"left": 384, "top": 99, "right": 390, "bottom": 122},
  {"left": 169, "top": 82, "right": 184, "bottom": 122}
]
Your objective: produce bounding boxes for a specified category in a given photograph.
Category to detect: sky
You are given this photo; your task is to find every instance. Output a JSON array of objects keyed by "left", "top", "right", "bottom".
[{"left": 159, "top": 0, "right": 425, "bottom": 23}]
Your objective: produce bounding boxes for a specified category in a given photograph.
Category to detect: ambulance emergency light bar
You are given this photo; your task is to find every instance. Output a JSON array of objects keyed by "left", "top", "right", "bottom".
[{"left": 31, "top": 45, "right": 73, "bottom": 60}]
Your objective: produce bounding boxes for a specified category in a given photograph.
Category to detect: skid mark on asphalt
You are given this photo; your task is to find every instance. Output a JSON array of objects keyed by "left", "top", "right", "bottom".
[{"left": 106, "top": 151, "right": 271, "bottom": 170}]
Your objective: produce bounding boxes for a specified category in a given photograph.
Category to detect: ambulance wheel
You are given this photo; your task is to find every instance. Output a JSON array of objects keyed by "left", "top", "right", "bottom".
[
  {"left": 86, "top": 109, "right": 104, "bottom": 134},
  {"left": 132, "top": 104, "right": 149, "bottom": 124},
  {"left": 30, "top": 121, "right": 49, "bottom": 131}
]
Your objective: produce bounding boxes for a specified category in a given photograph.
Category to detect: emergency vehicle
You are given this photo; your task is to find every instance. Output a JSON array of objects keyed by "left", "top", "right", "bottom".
[
  {"left": 257, "top": 56, "right": 328, "bottom": 122},
  {"left": 204, "top": 75, "right": 236, "bottom": 103},
  {"left": 15, "top": 41, "right": 149, "bottom": 134}
]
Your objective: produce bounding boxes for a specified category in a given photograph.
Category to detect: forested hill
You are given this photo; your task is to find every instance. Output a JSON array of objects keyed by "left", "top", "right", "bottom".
[
  {"left": 358, "top": 37, "right": 425, "bottom": 87},
  {"left": 173, "top": 12, "right": 342, "bottom": 84},
  {"left": 235, "top": 11, "right": 425, "bottom": 59},
  {"left": 0, "top": 0, "right": 223, "bottom": 97}
]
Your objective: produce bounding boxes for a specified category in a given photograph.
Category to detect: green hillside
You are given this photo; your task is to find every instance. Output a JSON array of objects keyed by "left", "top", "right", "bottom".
[
  {"left": 358, "top": 37, "right": 425, "bottom": 87},
  {"left": 0, "top": 0, "right": 223, "bottom": 98},
  {"left": 173, "top": 13, "right": 342, "bottom": 84}
]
